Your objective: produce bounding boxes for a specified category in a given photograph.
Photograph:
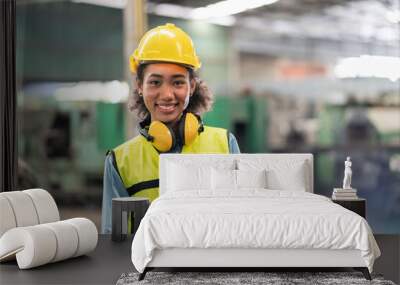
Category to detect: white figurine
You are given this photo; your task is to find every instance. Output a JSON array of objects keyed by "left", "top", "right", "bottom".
[{"left": 343, "top": 156, "right": 352, "bottom": 189}]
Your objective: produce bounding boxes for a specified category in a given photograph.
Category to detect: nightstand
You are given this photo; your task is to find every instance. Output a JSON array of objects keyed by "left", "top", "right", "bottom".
[
  {"left": 332, "top": 198, "right": 366, "bottom": 218},
  {"left": 112, "top": 197, "right": 150, "bottom": 242}
]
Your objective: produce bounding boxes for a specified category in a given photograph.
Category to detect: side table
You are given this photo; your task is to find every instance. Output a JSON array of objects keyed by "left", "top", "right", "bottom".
[
  {"left": 112, "top": 197, "right": 150, "bottom": 242},
  {"left": 332, "top": 198, "right": 366, "bottom": 218}
]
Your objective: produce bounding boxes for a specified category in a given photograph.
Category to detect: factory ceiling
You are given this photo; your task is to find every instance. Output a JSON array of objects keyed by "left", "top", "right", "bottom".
[
  {"left": 147, "top": 0, "right": 400, "bottom": 59},
  {"left": 19, "top": 0, "right": 400, "bottom": 60}
]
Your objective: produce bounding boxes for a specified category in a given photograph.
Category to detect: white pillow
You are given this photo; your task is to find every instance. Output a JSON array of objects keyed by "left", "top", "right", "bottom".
[
  {"left": 211, "top": 168, "right": 267, "bottom": 190},
  {"left": 238, "top": 159, "right": 308, "bottom": 191},
  {"left": 166, "top": 157, "right": 236, "bottom": 171},
  {"left": 167, "top": 162, "right": 211, "bottom": 191},
  {"left": 266, "top": 167, "right": 306, "bottom": 191},
  {"left": 211, "top": 168, "right": 236, "bottom": 190},
  {"left": 236, "top": 169, "right": 267, "bottom": 189}
]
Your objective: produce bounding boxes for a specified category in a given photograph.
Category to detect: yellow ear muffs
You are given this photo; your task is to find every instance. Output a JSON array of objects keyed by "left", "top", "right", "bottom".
[
  {"left": 139, "top": 113, "right": 203, "bottom": 152},
  {"left": 179, "top": 113, "right": 204, "bottom": 145},
  {"left": 148, "top": 121, "right": 175, "bottom": 152}
]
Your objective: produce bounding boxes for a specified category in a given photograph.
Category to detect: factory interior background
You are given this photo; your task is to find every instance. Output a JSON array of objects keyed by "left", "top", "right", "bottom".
[{"left": 15, "top": 0, "right": 400, "bottom": 234}]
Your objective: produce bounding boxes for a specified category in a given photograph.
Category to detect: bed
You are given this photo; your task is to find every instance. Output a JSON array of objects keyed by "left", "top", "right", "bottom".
[{"left": 131, "top": 154, "right": 381, "bottom": 280}]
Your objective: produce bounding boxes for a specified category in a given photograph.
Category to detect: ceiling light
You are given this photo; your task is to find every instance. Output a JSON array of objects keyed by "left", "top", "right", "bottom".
[
  {"left": 54, "top": 81, "right": 129, "bottom": 103},
  {"left": 386, "top": 10, "right": 400, "bottom": 23},
  {"left": 334, "top": 55, "right": 400, "bottom": 81},
  {"left": 147, "top": 3, "right": 236, "bottom": 26},
  {"left": 150, "top": 4, "right": 193, "bottom": 19},
  {"left": 191, "top": 0, "right": 279, "bottom": 20},
  {"left": 71, "top": 0, "right": 127, "bottom": 9}
]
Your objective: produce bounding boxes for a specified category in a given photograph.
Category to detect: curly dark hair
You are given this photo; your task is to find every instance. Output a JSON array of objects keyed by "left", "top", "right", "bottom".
[{"left": 128, "top": 63, "right": 214, "bottom": 120}]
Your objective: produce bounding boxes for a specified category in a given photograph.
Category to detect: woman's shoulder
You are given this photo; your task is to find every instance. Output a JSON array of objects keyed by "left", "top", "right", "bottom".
[{"left": 203, "top": 125, "right": 227, "bottom": 132}]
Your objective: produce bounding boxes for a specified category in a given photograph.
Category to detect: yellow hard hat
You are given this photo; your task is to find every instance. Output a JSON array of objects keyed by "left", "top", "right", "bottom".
[{"left": 129, "top": 23, "right": 201, "bottom": 73}]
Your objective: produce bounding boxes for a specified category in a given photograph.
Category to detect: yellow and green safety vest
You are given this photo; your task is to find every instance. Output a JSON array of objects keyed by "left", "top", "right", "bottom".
[{"left": 112, "top": 125, "right": 229, "bottom": 202}]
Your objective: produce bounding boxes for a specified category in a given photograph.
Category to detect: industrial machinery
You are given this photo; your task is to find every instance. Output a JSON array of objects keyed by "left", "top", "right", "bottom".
[{"left": 204, "top": 95, "right": 268, "bottom": 153}]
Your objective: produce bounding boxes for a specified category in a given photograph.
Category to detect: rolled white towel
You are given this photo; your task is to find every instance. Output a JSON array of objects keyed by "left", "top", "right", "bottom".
[
  {"left": 64, "top": 218, "right": 98, "bottom": 257},
  {"left": 0, "top": 225, "right": 57, "bottom": 269},
  {"left": 23, "top": 189, "right": 59, "bottom": 224},
  {"left": 0, "top": 218, "right": 98, "bottom": 269},
  {"left": 0, "top": 196, "right": 17, "bottom": 237},
  {"left": 0, "top": 191, "right": 39, "bottom": 227},
  {"left": 0, "top": 189, "right": 60, "bottom": 239},
  {"left": 42, "top": 221, "right": 79, "bottom": 262}
]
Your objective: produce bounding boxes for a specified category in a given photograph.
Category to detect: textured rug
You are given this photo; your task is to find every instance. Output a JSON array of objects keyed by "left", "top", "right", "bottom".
[{"left": 116, "top": 271, "right": 396, "bottom": 285}]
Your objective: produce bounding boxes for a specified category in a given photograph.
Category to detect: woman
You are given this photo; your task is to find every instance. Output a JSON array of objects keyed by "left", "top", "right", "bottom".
[{"left": 101, "top": 23, "right": 240, "bottom": 234}]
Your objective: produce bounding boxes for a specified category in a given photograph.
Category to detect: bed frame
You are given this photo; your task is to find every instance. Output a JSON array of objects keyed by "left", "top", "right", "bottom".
[
  {"left": 139, "top": 154, "right": 371, "bottom": 280},
  {"left": 141, "top": 248, "right": 371, "bottom": 280}
]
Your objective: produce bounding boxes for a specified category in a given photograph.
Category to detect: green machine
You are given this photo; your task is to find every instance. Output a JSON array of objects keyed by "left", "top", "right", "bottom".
[
  {"left": 204, "top": 95, "right": 268, "bottom": 153},
  {"left": 16, "top": 1, "right": 126, "bottom": 202},
  {"left": 18, "top": 91, "right": 125, "bottom": 203}
]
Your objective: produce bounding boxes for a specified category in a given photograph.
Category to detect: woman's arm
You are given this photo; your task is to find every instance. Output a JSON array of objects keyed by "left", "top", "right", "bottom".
[
  {"left": 101, "top": 154, "right": 129, "bottom": 234},
  {"left": 229, "top": 132, "right": 240, "bottom": 154}
]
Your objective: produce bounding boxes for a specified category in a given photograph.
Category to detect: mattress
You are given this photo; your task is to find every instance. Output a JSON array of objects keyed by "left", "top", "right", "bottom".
[{"left": 131, "top": 190, "right": 380, "bottom": 273}]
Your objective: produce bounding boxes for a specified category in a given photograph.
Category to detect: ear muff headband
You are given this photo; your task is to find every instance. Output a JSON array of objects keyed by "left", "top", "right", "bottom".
[
  {"left": 139, "top": 112, "right": 203, "bottom": 152},
  {"left": 139, "top": 125, "right": 153, "bottom": 142}
]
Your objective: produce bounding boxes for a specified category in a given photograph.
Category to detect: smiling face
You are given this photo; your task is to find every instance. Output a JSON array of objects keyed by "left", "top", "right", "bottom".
[{"left": 137, "top": 63, "right": 196, "bottom": 125}]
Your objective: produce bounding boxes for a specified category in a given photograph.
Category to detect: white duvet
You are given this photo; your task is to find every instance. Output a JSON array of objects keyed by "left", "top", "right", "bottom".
[{"left": 131, "top": 190, "right": 380, "bottom": 273}]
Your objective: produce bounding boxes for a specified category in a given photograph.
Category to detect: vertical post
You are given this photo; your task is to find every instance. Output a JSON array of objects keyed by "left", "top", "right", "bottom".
[
  {"left": 112, "top": 199, "right": 123, "bottom": 241},
  {"left": 123, "top": 0, "right": 147, "bottom": 140},
  {"left": 0, "top": 0, "right": 17, "bottom": 193}
]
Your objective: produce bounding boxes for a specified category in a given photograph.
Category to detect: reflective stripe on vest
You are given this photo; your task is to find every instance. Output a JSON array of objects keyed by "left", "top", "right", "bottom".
[{"left": 113, "top": 126, "right": 229, "bottom": 201}]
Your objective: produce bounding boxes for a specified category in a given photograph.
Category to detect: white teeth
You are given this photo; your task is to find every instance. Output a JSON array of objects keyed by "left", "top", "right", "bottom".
[
  {"left": 157, "top": 103, "right": 177, "bottom": 106},
  {"left": 157, "top": 104, "right": 176, "bottom": 111}
]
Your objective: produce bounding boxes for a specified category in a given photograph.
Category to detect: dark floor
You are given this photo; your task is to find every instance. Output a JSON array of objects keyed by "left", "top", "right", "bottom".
[
  {"left": 373, "top": 235, "right": 400, "bottom": 284},
  {"left": 58, "top": 206, "right": 102, "bottom": 232},
  {"left": 57, "top": 207, "right": 400, "bottom": 284}
]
